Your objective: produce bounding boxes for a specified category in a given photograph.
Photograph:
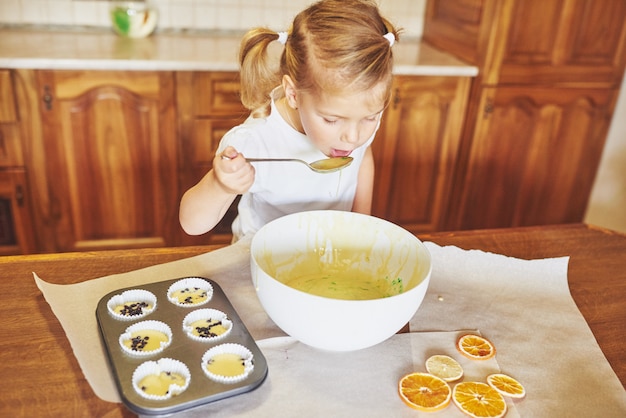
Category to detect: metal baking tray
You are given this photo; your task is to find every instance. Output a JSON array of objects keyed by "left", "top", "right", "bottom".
[{"left": 96, "top": 277, "right": 268, "bottom": 416}]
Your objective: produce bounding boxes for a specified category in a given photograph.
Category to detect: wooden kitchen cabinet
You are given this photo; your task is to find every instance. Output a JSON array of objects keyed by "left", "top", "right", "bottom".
[
  {"left": 424, "top": 0, "right": 626, "bottom": 87},
  {"left": 24, "top": 70, "right": 179, "bottom": 252},
  {"left": 424, "top": 0, "right": 626, "bottom": 230},
  {"left": 178, "top": 72, "right": 472, "bottom": 239},
  {"left": 450, "top": 86, "right": 617, "bottom": 230},
  {"left": 0, "top": 70, "right": 35, "bottom": 255},
  {"left": 16, "top": 68, "right": 472, "bottom": 251},
  {"left": 372, "top": 75, "right": 471, "bottom": 233},
  {"left": 176, "top": 71, "right": 248, "bottom": 245}
]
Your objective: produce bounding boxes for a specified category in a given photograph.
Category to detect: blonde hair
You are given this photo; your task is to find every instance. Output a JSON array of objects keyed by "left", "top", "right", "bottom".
[{"left": 239, "top": 0, "right": 400, "bottom": 117}]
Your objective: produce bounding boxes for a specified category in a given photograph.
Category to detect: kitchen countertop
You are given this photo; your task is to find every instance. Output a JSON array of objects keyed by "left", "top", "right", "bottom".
[{"left": 0, "top": 27, "right": 478, "bottom": 76}]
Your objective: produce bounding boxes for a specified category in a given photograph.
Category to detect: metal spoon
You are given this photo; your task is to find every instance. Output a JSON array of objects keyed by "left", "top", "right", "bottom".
[{"left": 222, "top": 155, "right": 354, "bottom": 173}]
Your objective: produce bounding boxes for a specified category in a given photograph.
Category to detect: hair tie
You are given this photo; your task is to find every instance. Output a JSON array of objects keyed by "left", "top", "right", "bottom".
[
  {"left": 277, "top": 31, "right": 288, "bottom": 45},
  {"left": 383, "top": 32, "right": 395, "bottom": 47}
]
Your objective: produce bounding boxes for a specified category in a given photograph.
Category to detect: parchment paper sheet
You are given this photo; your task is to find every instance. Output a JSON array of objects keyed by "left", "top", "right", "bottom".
[
  {"left": 35, "top": 238, "right": 626, "bottom": 417},
  {"left": 167, "top": 332, "right": 518, "bottom": 418},
  {"left": 412, "top": 243, "right": 626, "bottom": 417}
]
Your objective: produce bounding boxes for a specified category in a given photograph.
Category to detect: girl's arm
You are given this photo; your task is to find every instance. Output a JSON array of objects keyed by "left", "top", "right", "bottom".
[
  {"left": 351, "top": 146, "right": 374, "bottom": 215},
  {"left": 179, "top": 147, "right": 255, "bottom": 235}
]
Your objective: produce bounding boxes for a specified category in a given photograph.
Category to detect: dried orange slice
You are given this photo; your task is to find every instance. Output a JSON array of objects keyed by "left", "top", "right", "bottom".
[
  {"left": 487, "top": 373, "right": 526, "bottom": 398},
  {"left": 398, "top": 372, "right": 451, "bottom": 412},
  {"left": 457, "top": 334, "right": 496, "bottom": 360},
  {"left": 425, "top": 354, "right": 464, "bottom": 382},
  {"left": 453, "top": 381, "right": 507, "bottom": 418}
]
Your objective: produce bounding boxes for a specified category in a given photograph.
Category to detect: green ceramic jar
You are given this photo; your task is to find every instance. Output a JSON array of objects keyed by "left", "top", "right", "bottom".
[{"left": 110, "top": 1, "right": 158, "bottom": 38}]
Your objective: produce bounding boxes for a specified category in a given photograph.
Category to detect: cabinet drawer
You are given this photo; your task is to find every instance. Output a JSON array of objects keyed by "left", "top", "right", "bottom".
[
  {"left": 0, "top": 70, "right": 18, "bottom": 123},
  {"left": 192, "top": 72, "right": 247, "bottom": 116},
  {"left": 191, "top": 118, "right": 243, "bottom": 166}
]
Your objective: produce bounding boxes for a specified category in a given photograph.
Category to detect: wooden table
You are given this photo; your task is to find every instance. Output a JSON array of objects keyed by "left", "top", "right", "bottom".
[{"left": 1, "top": 224, "right": 624, "bottom": 417}]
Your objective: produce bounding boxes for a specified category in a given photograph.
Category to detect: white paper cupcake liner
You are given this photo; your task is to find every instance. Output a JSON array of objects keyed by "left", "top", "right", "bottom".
[
  {"left": 201, "top": 343, "right": 254, "bottom": 384},
  {"left": 132, "top": 358, "right": 190, "bottom": 400},
  {"left": 119, "top": 320, "right": 172, "bottom": 357},
  {"left": 167, "top": 277, "right": 213, "bottom": 307},
  {"left": 107, "top": 289, "right": 157, "bottom": 321},
  {"left": 182, "top": 309, "right": 233, "bottom": 343}
]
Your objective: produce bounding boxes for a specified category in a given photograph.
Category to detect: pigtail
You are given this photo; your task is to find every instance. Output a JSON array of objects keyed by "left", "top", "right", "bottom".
[
  {"left": 239, "top": 28, "right": 283, "bottom": 117},
  {"left": 381, "top": 17, "right": 401, "bottom": 45}
]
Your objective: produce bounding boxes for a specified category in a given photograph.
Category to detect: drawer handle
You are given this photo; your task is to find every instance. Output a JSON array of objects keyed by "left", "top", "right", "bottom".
[
  {"left": 15, "top": 184, "right": 24, "bottom": 207},
  {"left": 393, "top": 87, "right": 400, "bottom": 109},
  {"left": 483, "top": 98, "right": 494, "bottom": 118},
  {"left": 42, "top": 85, "right": 53, "bottom": 111}
]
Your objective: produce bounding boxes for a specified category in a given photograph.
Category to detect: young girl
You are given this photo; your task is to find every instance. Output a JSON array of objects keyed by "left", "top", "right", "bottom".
[{"left": 179, "top": 0, "right": 400, "bottom": 241}]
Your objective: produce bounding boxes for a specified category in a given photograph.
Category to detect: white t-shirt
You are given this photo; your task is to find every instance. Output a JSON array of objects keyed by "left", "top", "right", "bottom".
[{"left": 217, "top": 91, "right": 378, "bottom": 241}]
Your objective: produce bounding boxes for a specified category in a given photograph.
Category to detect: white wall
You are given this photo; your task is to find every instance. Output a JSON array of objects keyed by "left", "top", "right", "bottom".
[
  {"left": 585, "top": 71, "right": 626, "bottom": 233},
  {"left": 0, "top": 0, "right": 426, "bottom": 38}
]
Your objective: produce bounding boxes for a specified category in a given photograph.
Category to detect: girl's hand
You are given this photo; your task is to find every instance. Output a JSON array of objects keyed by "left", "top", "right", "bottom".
[{"left": 213, "top": 146, "right": 255, "bottom": 195}]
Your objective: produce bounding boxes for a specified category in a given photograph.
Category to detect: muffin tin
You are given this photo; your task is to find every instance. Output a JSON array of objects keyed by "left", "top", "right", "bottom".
[{"left": 96, "top": 277, "right": 268, "bottom": 415}]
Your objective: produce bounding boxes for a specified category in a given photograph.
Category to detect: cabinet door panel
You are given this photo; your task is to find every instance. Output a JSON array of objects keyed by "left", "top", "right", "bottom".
[
  {"left": 453, "top": 87, "right": 616, "bottom": 229},
  {"left": 0, "top": 71, "right": 24, "bottom": 167},
  {"left": 423, "top": 0, "right": 486, "bottom": 65},
  {"left": 0, "top": 70, "right": 18, "bottom": 122},
  {"left": 61, "top": 87, "right": 161, "bottom": 242},
  {"left": 496, "top": 0, "right": 626, "bottom": 85},
  {"left": 35, "top": 70, "right": 178, "bottom": 252},
  {"left": 0, "top": 124, "right": 24, "bottom": 167},
  {"left": 52, "top": 71, "right": 161, "bottom": 99},
  {"left": 0, "top": 170, "right": 35, "bottom": 255},
  {"left": 567, "top": 0, "right": 626, "bottom": 66},
  {"left": 373, "top": 76, "right": 470, "bottom": 232},
  {"left": 425, "top": 0, "right": 626, "bottom": 86}
]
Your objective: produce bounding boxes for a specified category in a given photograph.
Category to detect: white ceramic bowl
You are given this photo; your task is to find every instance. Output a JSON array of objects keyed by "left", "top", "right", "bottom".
[{"left": 250, "top": 210, "right": 431, "bottom": 351}]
